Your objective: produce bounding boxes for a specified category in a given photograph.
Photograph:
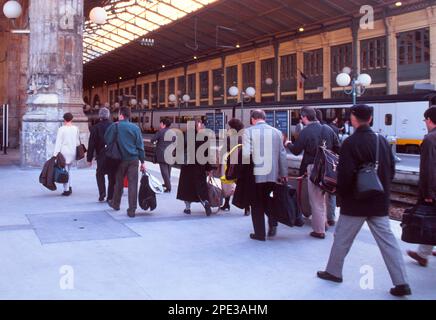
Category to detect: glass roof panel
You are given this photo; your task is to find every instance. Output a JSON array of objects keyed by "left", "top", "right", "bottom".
[{"left": 83, "top": 0, "right": 218, "bottom": 63}]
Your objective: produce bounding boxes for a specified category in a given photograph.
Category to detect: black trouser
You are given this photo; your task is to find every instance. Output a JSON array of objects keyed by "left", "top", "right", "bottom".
[
  {"left": 251, "top": 182, "right": 278, "bottom": 238},
  {"left": 113, "top": 160, "right": 139, "bottom": 214},
  {"left": 96, "top": 161, "right": 115, "bottom": 200},
  {"left": 159, "top": 163, "right": 172, "bottom": 191}
]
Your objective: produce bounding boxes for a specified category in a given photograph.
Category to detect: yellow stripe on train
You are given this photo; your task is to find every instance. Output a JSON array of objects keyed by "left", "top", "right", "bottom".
[{"left": 395, "top": 139, "right": 423, "bottom": 146}]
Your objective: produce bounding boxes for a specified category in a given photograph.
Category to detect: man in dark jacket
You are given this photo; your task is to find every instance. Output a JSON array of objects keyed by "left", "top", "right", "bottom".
[
  {"left": 151, "top": 118, "right": 174, "bottom": 193},
  {"left": 105, "top": 107, "right": 146, "bottom": 218},
  {"left": 87, "top": 107, "right": 114, "bottom": 202},
  {"left": 286, "top": 106, "right": 340, "bottom": 239},
  {"left": 317, "top": 104, "right": 411, "bottom": 297},
  {"left": 407, "top": 106, "right": 436, "bottom": 267}
]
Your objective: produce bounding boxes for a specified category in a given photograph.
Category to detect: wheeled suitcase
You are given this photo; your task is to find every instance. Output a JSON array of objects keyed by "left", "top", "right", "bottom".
[{"left": 267, "top": 183, "right": 298, "bottom": 227}]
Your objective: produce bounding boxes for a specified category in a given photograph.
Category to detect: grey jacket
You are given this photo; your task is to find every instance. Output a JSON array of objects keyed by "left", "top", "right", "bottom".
[
  {"left": 151, "top": 127, "right": 174, "bottom": 163},
  {"left": 243, "top": 121, "right": 288, "bottom": 184}
]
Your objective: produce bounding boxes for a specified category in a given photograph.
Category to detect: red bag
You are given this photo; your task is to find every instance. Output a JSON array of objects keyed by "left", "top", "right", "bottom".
[{"left": 124, "top": 176, "right": 128, "bottom": 188}]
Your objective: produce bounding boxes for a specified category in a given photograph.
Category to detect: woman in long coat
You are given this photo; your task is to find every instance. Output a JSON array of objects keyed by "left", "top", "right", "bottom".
[{"left": 177, "top": 120, "right": 213, "bottom": 216}]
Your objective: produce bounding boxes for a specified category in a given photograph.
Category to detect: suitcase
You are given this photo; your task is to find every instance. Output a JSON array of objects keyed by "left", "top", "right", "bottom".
[
  {"left": 401, "top": 204, "right": 436, "bottom": 245},
  {"left": 267, "top": 183, "right": 298, "bottom": 227},
  {"left": 288, "top": 177, "right": 311, "bottom": 218},
  {"left": 138, "top": 172, "right": 157, "bottom": 211}
]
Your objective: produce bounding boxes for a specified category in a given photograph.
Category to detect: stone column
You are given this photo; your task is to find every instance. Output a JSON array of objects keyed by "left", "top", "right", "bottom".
[
  {"left": 386, "top": 16, "right": 398, "bottom": 95},
  {"left": 21, "top": 0, "right": 88, "bottom": 167}
]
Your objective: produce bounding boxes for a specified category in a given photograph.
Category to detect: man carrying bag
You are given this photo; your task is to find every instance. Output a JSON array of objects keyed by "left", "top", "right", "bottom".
[
  {"left": 406, "top": 107, "right": 436, "bottom": 266},
  {"left": 317, "top": 104, "right": 411, "bottom": 297}
]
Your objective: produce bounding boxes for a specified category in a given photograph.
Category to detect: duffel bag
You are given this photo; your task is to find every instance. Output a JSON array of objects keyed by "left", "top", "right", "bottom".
[
  {"left": 54, "top": 166, "right": 69, "bottom": 184},
  {"left": 401, "top": 204, "right": 436, "bottom": 245}
]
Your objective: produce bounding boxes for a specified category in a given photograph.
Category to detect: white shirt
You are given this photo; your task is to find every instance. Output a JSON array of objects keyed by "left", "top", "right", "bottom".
[{"left": 53, "top": 125, "right": 80, "bottom": 164}]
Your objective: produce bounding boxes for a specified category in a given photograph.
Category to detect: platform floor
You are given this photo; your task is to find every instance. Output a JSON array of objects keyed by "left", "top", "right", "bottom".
[{"left": 0, "top": 158, "right": 435, "bottom": 300}]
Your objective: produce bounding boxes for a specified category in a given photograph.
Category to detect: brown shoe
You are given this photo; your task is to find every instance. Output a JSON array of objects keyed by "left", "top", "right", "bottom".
[
  {"left": 407, "top": 250, "right": 428, "bottom": 267},
  {"left": 310, "top": 232, "right": 325, "bottom": 239},
  {"left": 127, "top": 210, "right": 135, "bottom": 218}
]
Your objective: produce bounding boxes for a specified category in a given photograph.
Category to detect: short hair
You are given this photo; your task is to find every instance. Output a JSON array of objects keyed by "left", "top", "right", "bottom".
[
  {"left": 63, "top": 113, "right": 73, "bottom": 122},
  {"left": 160, "top": 117, "right": 172, "bottom": 128},
  {"left": 99, "top": 107, "right": 110, "bottom": 120},
  {"left": 119, "top": 107, "right": 131, "bottom": 119},
  {"left": 315, "top": 109, "right": 323, "bottom": 122},
  {"left": 228, "top": 118, "right": 244, "bottom": 131},
  {"left": 300, "top": 106, "right": 317, "bottom": 121},
  {"left": 251, "top": 109, "right": 266, "bottom": 120},
  {"left": 350, "top": 104, "right": 373, "bottom": 122},
  {"left": 424, "top": 107, "right": 436, "bottom": 124}
]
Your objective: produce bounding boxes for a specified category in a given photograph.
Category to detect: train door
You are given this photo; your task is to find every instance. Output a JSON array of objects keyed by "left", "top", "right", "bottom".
[{"left": 377, "top": 103, "right": 396, "bottom": 136}]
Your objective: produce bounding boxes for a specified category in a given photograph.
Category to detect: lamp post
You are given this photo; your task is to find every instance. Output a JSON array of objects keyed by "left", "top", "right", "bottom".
[
  {"left": 336, "top": 67, "right": 372, "bottom": 105},
  {"left": 228, "top": 86, "right": 256, "bottom": 123},
  {"left": 169, "top": 93, "right": 190, "bottom": 128}
]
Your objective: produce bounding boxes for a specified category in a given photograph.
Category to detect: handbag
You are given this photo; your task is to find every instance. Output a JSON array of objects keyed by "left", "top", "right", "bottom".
[
  {"left": 401, "top": 204, "right": 436, "bottom": 245},
  {"left": 54, "top": 166, "right": 69, "bottom": 184},
  {"left": 220, "top": 144, "right": 242, "bottom": 185},
  {"left": 309, "top": 142, "right": 339, "bottom": 194},
  {"left": 353, "top": 133, "right": 385, "bottom": 200},
  {"left": 76, "top": 131, "right": 87, "bottom": 161},
  {"left": 105, "top": 124, "right": 122, "bottom": 168},
  {"left": 207, "top": 176, "right": 224, "bottom": 208}
]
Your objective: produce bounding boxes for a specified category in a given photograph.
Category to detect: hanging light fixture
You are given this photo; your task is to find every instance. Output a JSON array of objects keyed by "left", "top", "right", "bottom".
[{"left": 89, "top": 7, "right": 107, "bottom": 25}]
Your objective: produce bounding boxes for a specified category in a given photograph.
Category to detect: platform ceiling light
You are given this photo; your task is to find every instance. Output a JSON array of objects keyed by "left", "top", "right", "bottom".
[
  {"left": 265, "top": 77, "right": 273, "bottom": 85},
  {"left": 142, "top": 99, "right": 149, "bottom": 106},
  {"left": 89, "top": 7, "right": 107, "bottom": 25},
  {"left": 130, "top": 98, "right": 137, "bottom": 106},
  {"left": 138, "top": 71, "right": 141, "bottom": 75},
  {"left": 119, "top": 76, "right": 122, "bottom": 80},
  {"left": 193, "top": 56, "right": 198, "bottom": 60},
  {"left": 3, "top": 0, "right": 22, "bottom": 19},
  {"left": 162, "top": 65, "right": 166, "bottom": 68},
  {"left": 298, "top": 26, "right": 305, "bottom": 32},
  {"left": 104, "top": 81, "right": 107, "bottom": 84},
  {"left": 236, "top": 44, "right": 240, "bottom": 48},
  {"left": 182, "top": 94, "right": 191, "bottom": 102},
  {"left": 395, "top": 1, "right": 402, "bottom": 7}
]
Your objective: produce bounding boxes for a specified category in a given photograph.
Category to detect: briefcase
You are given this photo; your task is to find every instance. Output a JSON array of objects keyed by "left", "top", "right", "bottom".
[{"left": 401, "top": 204, "right": 436, "bottom": 245}]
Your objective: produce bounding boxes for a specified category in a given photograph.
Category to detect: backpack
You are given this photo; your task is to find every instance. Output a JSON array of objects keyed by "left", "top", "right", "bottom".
[{"left": 309, "top": 126, "right": 339, "bottom": 194}]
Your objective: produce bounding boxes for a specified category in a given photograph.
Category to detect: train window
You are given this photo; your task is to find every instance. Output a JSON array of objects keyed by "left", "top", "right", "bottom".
[{"left": 385, "top": 114, "right": 393, "bottom": 126}]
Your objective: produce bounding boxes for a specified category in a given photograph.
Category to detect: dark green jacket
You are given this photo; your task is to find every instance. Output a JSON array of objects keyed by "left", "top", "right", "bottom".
[{"left": 104, "top": 120, "right": 145, "bottom": 163}]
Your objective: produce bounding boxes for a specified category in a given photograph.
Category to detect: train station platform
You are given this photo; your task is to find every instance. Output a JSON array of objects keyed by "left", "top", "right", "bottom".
[{"left": 0, "top": 159, "right": 435, "bottom": 300}]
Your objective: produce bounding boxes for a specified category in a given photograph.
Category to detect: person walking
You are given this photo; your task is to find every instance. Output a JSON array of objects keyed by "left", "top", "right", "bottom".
[
  {"left": 407, "top": 107, "right": 436, "bottom": 267},
  {"left": 286, "top": 106, "right": 340, "bottom": 239},
  {"left": 176, "top": 120, "right": 213, "bottom": 216},
  {"left": 220, "top": 118, "right": 245, "bottom": 212},
  {"left": 53, "top": 113, "right": 80, "bottom": 196},
  {"left": 105, "top": 107, "right": 146, "bottom": 218},
  {"left": 317, "top": 104, "right": 411, "bottom": 297},
  {"left": 243, "top": 109, "right": 288, "bottom": 241},
  {"left": 87, "top": 107, "right": 115, "bottom": 202},
  {"left": 151, "top": 118, "right": 174, "bottom": 193}
]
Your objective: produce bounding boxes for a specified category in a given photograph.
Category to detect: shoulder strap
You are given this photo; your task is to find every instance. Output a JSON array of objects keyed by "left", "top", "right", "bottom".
[{"left": 375, "top": 133, "right": 379, "bottom": 169}]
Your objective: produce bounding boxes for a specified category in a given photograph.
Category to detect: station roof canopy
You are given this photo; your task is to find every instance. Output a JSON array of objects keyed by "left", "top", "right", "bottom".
[{"left": 83, "top": 0, "right": 423, "bottom": 88}]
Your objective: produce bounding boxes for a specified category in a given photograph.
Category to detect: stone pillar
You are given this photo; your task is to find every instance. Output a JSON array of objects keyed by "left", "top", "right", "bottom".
[
  {"left": 296, "top": 46, "right": 304, "bottom": 100},
  {"left": 427, "top": 6, "right": 436, "bottom": 89},
  {"left": 321, "top": 33, "right": 331, "bottom": 99},
  {"left": 21, "top": 0, "right": 88, "bottom": 167},
  {"left": 386, "top": 16, "right": 398, "bottom": 95}
]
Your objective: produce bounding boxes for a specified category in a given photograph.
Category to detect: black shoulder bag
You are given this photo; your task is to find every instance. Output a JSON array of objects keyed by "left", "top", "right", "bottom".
[
  {"left": 105, "top": 124, "right": 122, "bottom": 170},
  {"left": 354, "top": 133, "right": 385, "bottom": 200}
]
